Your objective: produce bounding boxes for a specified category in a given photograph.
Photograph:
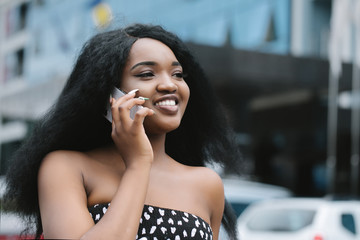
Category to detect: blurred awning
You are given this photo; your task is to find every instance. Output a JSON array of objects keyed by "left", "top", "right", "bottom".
[
  {"left": 187, "top": 43, "right": 353, "bottom": 96},
  {"left": 0, "top": 76, "right": 67, "bottom": 120},
  {"left": 0, "top": 121, "right": 27, "bottom": 143}
]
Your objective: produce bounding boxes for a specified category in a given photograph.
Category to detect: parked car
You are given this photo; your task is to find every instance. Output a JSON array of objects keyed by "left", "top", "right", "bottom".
[
  {"left": 222, "top": 176, "right": 292, "bottom": 217},
  {"left": 219, "top": 176, "right": 292, "bottom": 239},
  {"left": 237, "top": 198, "right": 360, "bottom": 240}
]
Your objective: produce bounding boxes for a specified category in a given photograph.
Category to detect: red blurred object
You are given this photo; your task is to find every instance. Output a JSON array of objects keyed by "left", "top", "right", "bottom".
[{"left": 314, "top": 234, "right": 324, "bottom": 240}]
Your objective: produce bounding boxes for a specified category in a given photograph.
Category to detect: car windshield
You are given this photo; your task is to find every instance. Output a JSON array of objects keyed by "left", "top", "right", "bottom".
[{"left": 247, "top": 208, "right": 316, "bottom": 232}]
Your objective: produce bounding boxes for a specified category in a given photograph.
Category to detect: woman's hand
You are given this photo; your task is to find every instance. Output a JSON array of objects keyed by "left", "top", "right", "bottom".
[{"left": 110, "top": 89, "right": 155, "bottom": 169}]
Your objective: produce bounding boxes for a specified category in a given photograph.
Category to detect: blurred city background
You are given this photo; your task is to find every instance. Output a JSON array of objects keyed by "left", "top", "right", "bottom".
[{"left": 1, "top": 0, "right": 360, "bottom": 238}]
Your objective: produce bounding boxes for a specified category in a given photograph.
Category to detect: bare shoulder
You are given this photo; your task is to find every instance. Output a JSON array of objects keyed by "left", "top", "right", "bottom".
[
  {"left": 187, "top": 166, "right": 224, "bottom": 193},
  {"left": 40, "top": 149, "right": 91, "bottom": 168},
  {"left": 42, "top": 149, "right": 88, "bottom": 163},
  {"left": 39, "top": 150, "right": 88, "bottom": 183},
  {"left": 182, "top": 165, "right": 225, "bottom": 209}
]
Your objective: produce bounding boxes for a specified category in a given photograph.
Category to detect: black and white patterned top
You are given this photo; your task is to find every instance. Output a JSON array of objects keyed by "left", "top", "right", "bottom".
[{"left": 88, "top": 203, "right": 213, "bottom": 240}]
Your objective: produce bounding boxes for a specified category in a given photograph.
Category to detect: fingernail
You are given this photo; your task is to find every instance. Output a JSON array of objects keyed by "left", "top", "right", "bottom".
[
  {"left": 127, "top": 89, "right": 139, "bottom": 95},
  {"left": 138, "top": 97, "right": 149, "bottom": 100}
]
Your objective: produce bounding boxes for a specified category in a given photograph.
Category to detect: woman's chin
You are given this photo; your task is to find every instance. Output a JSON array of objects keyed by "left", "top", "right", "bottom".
[{"left": 144, "top": 120, "right": 181, "bottom": 136}]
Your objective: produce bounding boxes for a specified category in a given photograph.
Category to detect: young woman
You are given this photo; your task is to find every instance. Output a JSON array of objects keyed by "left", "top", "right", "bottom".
[{"left": 4, "top": 24, "right": 240, "bottom": 240}]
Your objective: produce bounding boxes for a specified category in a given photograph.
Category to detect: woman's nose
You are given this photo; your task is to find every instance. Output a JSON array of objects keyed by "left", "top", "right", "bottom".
[{"left": 156, "top": 74, "right": 178, "bottom": 93}]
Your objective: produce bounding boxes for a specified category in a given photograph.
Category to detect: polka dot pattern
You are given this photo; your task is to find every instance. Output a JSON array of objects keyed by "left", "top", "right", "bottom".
[{"left": 88, "top": 203, "right": 213, "bottom": 239}]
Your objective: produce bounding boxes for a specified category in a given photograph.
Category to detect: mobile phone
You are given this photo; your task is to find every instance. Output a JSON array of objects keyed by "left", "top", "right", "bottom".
[{"left": 104, "top": 87, "right": 143, "bottom": 122}]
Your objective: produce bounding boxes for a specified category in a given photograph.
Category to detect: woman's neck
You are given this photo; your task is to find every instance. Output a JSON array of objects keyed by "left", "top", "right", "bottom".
[{"left": 148, "top": 133, "right": 168, "bottom": 163}]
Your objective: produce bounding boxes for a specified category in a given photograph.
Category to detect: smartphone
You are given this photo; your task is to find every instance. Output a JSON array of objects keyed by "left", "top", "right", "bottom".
[{"left": 104, "top": 87, "right": 143, "bottom": 122}]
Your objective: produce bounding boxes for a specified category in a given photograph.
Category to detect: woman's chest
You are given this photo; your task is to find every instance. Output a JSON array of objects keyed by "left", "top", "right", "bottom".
[{"left": 84, "top": 166, "right": 211, "bottom": 224}]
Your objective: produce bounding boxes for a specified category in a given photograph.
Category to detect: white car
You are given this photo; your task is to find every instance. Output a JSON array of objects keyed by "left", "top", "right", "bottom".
[
  {"left": 222, "top": 176, "right": 293, "bottom": 217},
  {"left": 237, "top": 198, "right": 360, "bottom": 240},
  {"left": 219, "top": 177, "right": 292, "bottom": 239}
]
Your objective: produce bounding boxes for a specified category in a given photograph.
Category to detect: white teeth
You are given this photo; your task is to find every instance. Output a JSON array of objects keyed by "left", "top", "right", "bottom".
[{"left": 156, "top": 100, "right": 176, "bottom": 106}]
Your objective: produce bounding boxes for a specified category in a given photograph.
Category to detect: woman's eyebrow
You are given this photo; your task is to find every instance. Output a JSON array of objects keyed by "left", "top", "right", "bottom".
[
  {"left": 130, "top": 61, "right": 156, "bottom": 70},
  {"left": 130, "top": 61, "right": 181, "bottom": 70}
]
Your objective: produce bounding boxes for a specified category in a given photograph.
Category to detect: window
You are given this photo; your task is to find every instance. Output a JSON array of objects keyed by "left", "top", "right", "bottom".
[
  {"left": 341, "top": 213, "right": 356, "bottom": 235},
  {"left": 230, "top": 202, "right": 250, "bottom": 217},
  {"left": 4, "top": 48, "right": 24, "bottom": 82},
  {"left": 5, "top": 3, "right": 29, "bottom": 37},
  {"left": 247, "top": 208, "right": 316, "bottom": 232}
]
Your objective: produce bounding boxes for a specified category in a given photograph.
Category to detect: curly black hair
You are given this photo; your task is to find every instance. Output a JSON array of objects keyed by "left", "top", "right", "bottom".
[{"left": 4, "top": 23, "right": 241, "bottom": 240}]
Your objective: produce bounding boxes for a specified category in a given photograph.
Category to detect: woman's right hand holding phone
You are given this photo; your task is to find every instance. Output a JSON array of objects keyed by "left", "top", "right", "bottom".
[{"left": 110, "top": 89, "right": 155, "bottom": 169}]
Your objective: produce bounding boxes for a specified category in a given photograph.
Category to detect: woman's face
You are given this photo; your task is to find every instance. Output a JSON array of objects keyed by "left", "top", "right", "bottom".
[{"left": 120, "top": 38, "right": 190, "bottom": 135}]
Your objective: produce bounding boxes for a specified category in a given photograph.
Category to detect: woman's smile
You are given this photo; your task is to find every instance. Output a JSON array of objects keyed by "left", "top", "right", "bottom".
[{"left": 153, "top": 94, "right": 179, "bottom": 114}]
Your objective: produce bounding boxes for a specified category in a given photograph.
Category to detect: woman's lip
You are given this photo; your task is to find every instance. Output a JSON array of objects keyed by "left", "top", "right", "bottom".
[
  {"left": 153, "top": 94, "right": 179, "bottom": 105},
  {"left": 154, "top": 104, "right": 179, "bottom": 114},
  {"left": 153, "top": 94, "right": 179, "bottom": 114}
]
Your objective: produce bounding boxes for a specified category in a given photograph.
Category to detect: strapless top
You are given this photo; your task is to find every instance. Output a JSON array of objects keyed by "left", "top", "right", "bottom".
[{"left": 88, "top": 203, "right": 213, "bottom": 239}]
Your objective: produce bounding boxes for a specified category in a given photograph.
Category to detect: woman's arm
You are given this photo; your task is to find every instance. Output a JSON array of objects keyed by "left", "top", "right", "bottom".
[
  {"left": 38, "top": 92, "right": 155, "bottom": 240},
  {"left": 201, "top": 168, "right": 225, "bottom": 240},
  {"left": 38, "top": 151, "right": 152, "bottom": 239}
]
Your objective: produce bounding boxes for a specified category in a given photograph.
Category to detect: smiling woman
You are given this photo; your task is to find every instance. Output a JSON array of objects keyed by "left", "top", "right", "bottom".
[{"left": 4, "top": 24, "right": 241, "bottom": 240}]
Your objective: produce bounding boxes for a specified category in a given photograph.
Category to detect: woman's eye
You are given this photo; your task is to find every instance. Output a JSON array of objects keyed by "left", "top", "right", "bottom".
[
  {"left": 173, "top": 72, "right": 184, "bottom": 79},
  {"left": 134, "top": 72, "right": 154, "bottom": 78}
]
